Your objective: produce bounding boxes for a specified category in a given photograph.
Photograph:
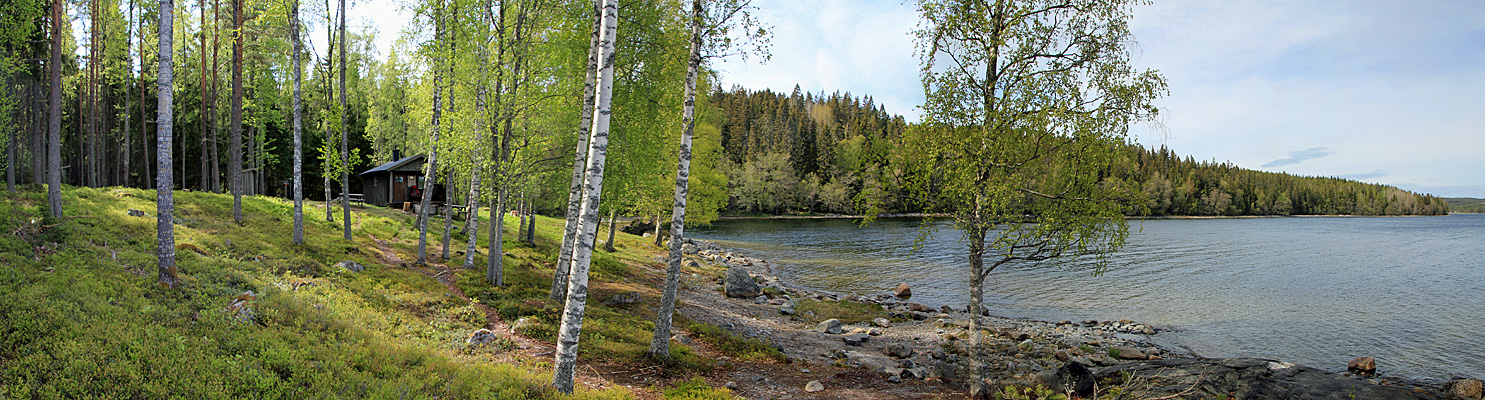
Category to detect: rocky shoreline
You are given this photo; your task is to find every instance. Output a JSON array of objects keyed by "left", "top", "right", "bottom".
[{"left": 677, "top": 238, "right": 1482, "bottom": 399}]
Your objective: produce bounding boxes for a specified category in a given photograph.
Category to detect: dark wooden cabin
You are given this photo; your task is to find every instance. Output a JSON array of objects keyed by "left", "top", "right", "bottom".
[{"left": 359, "top": 153, "right": 442, "bottom": 207}]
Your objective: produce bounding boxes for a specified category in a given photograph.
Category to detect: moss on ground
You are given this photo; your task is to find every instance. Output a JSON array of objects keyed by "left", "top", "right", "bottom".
[{"left": 0, "top": 186, "right": 712, "bottom": 399}]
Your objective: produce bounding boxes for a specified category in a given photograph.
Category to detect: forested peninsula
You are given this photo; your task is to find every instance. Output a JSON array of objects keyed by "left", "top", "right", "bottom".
[{"left": 709, "top": 87, "right": 1450, "bottom": 217}]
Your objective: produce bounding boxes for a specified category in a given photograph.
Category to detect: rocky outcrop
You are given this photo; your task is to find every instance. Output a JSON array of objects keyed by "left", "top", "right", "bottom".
[
  {"left": 601, "top": 291, "right": 642, "bottom": 307},
  {"left": 1095, "top": 358, "right": 1443, "bottom": 400},
  {"left": 1348, "top": 356, "right": 1377, "bottom": 376},
  {"left": 1446, "top": 379, "right": 1483, "bottom": 399},
  {"left": 723, "top": 266, "right": 760, "bottom": 298},
  {"left": 892, "top": 283, "right": 912, "bottom": 299}
]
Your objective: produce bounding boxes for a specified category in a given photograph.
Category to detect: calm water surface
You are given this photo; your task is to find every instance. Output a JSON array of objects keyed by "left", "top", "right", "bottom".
[{"left": 689, "top": 215, "right": 1485, "bottom": 380}]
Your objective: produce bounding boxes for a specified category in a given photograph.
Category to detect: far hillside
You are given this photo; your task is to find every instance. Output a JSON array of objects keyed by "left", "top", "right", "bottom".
[
  {"left": 711, "top": 86, "right": 1449, "bottom": 217},
  {"left": 1444, "top": 197, "right": 1485, "bottom": 214}
]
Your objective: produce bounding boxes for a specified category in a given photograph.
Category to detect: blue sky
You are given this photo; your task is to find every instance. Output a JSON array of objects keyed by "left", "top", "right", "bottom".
[
  {"left": 711, "top": 0, "right": 1485, "bottom": 198},
  {"left": 350, "top": 0, "right": 1485, "bottom": 197}
]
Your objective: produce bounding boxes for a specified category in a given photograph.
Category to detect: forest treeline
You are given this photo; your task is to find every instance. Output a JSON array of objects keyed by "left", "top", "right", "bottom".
[{"left": 707, "top": 87, "right": 1450, "bottom": 217}]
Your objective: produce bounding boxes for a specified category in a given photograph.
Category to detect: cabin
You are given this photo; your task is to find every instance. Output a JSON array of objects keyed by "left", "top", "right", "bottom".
[{"left": 359, "top": 152, "right": 445, "bottom": 207}]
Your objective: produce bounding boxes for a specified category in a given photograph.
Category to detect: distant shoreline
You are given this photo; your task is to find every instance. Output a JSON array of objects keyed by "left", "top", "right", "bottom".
[{"left": 715, "top": 213, "right": 1452, "bottom": 221}]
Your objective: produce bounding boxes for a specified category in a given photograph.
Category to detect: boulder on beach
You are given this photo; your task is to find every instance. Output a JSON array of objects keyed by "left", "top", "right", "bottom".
[
  {"left": 893, "top": 283, "right": 912, "bottom": 299},
  {"left": 815, "top": 318, "right": 843, "bottom": 334},
  {"left": 723, "top": 266, "right": 761, "bottom": 298},
  {"left": 804, "top": 380, "right": 824, "bottom": 392},
  {"left": 1034, "top": 361, "right": 1095, "bottom": 398}
]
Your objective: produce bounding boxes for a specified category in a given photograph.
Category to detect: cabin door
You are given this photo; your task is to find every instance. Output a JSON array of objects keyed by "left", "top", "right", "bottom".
[{"left": 392, "top": 175, "right": 407, "bottom": 204}]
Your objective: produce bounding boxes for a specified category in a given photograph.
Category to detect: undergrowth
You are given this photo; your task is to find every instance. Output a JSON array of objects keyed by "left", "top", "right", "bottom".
[{"left": 0, "top": 187, "right": 630, "bottom": 399}]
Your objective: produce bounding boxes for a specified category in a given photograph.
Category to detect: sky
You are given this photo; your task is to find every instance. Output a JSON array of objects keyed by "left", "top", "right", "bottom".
[
  {"left": 343, "top": 0, "right": 1485, "bottom": 198},
  {"left": 710, "top": 0, "right": 1485, "bottom": 198}
]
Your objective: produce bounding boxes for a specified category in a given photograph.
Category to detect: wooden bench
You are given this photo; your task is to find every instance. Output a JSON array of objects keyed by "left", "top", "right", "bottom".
[
  {"left": 334, "top": 193, "right": 365, "bottom": 206},
  {"left": 449, "top": 205, "right": 470, "bottom": 219}
]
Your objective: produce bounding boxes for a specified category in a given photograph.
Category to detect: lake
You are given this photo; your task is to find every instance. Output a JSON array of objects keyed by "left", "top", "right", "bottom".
[{"left": 688, "top": 214, "right": 1485, "bottom": 380}]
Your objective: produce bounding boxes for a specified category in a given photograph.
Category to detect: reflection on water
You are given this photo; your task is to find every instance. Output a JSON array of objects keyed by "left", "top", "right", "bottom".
[{"left": 690, "top": 215, "right": 1485, "bottom": 380}]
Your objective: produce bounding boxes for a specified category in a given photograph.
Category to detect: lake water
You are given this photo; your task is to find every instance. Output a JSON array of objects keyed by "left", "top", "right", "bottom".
[{"left": 689, "top": 215, "right": 1485, "bottom": 380}]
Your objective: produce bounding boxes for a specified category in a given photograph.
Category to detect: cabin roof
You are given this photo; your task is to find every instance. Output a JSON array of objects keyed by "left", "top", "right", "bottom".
[{"left": 359, "top": 154, "right": 424, "bottom": 176}]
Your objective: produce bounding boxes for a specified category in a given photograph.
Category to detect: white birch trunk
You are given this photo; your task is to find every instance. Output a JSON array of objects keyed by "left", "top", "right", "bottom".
[
  {"left": 553, "top": 0, "right": 617, "bottom": 393},
  {"left": 291, "top": 0, "right": 304, "bottom": 245},
  {"left": 338, "top": 0, "right": 350, "bottom": 239},
  {"left": 155, "top": 0, "right": 179, "bottom": 287},
  {"left": 551, "top": 3, "right": 602, "bottom": 302},
  {"left": 462, "top": 163, "right": 481, "bottom": 269},
  {"left": 650, "top": 0, "right": 704, "bottom": 357},
  {"left": 417, "top": 5, "right": 444, "bottom": 265}
]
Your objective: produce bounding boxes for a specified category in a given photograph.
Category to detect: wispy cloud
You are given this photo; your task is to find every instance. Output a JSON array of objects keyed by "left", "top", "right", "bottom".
[
  {"left": 1339, "top": 170, "right": 1387, "bottom": 180},
  {"left": 1262, "top": 147, "right": 1336, "bottom": 168}
]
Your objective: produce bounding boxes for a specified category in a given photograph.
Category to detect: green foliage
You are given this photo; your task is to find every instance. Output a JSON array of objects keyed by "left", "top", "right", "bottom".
[
  {"left": 1444, "top": 197, "right": 1484, "bottom": 214},
  {"left": 662, "top": 377, "right": 732, "bottom": 400}
]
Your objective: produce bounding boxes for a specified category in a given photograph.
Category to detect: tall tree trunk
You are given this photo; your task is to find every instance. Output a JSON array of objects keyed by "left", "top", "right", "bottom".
[
  {"left": 487, "top": 178, "right": 506, "bottom": 285},
  {"left": 199, "top": 0, "right": 209, "bottom": 191},
  {"left": 649, "top": 0, "right": 704, "bottom": 357},
  {"left": 323, "top": 0, "right": 333, "bottom": 223},
  {"left": 416, "top": 0, "right": 443, "bottom": 265},
  {"left": 553, "top": 0, "right": 617, "bottom": 392},
  {"left": 967, "top": 223, "right": 988, "bottom": 399},
  {"left": 517, "top": 192, "right": 528, "bottom": 242},
  {"left": 122, "top": 0, "right": 133, "bottom": 188},
  {"left": 602, "top": 209, "right": 615, "bottom": 252},
  {"left": 335, "top": 0, "right": 346, "bottom": 237},
  {"left": 551, "top": 2, "right": 601, "bottom": 302},
  {"left": 156, "top": 0, "right": 180, "bottom": 288},
  {"left": 47, "top": 0, "right": 63, "bottom": 218},
  {"left": 462, "top": 161, "right": 481, "bottom": 269},
  {"left": 141, "top": 9, "right": 153, "bottom": 189},
  {"left": 651, "top": 215, "right": 661, "bottom": 247},
  {"left": 290, "top": 0, "right": 305, "bottom": 245},
  {"left": 209, "top": 0, "right": 221, "bottom": 193},
  {"left": 524, "top": 197, "right": 536, "bottom": 245},
  {"left": 230, "top": 0, "right": 242, "bottom": 222}
]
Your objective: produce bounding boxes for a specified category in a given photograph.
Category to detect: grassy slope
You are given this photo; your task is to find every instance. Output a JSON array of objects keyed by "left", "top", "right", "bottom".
[
  {"left": 0, "top": 187, "right": 754, "bottom": 400},
  {"left": 1443, "top": 197, "right": 1485, "bottom": 214}
]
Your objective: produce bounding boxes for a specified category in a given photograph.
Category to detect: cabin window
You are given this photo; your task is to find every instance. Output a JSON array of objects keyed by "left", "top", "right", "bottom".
[{"left": 395, "top": 176, "right": 404, "bottom": 183}]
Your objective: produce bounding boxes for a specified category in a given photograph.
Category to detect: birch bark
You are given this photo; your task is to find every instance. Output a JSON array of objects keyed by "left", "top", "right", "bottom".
[
  {"left": 649, "top": 0, "right": 704, "bottom": 357},
  {"left": 553, "top": 0, "right": 616, "bottom": 392},
  {"left": 156, "top": 0, "right": 179, "bottom": 287},
  {"left": 416, "top": 2, "right": 443, "bottom": 265},
  {"left": 550, "top": 3, "right": 601, "bottom": 302},
  {"left": 290, "top": 0, "right": 305, "bottom": 244},
  {"left": 338, "top": 0, "right": 350, "bottom": 239}
]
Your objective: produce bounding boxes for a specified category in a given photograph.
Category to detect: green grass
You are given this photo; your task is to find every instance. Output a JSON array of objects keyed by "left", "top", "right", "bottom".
[
  {"left": 661, "top": 377, "right": 732, "bottom": 400},
  {"left": 0, "top": 187, "right": 630, "bottom": 399},
  {"left": 793, "top": 299, "right": 891, "bottom": 325},
  {"left": 682, "top": 319, "right": 786, "bottom": 363}
]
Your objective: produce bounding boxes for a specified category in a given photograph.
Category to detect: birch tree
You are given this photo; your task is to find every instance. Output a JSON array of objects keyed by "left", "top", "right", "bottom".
[
  {"left": 156, "top": 0, "right": 180, "bottom": 288},
  {"left": 549, "top": 2, "right": 599, "bottom": 302},
  {"left": 552, "top": 0, "right": 615, "bottom": 392},
  {"left": 416, "top": 0, "right": 444, "bottom": 265},
  {"left": 910, "top": 0, "right": 1165, "bottom": 396},
  {"left": 649, "top": 0, "right": 768, "bottom": 358},
  {"left": 291, "top": 0, "right": 305, "bottom": 245},
  {"left": 337, "top": 0, "right": 349, "bottom": 240}
]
